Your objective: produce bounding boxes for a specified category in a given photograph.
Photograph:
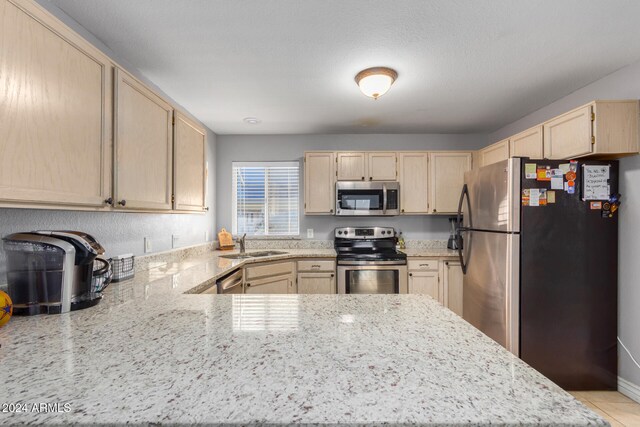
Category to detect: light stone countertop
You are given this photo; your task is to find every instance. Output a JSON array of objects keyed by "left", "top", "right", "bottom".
[
  {"left": 401, "top": 248, "right": 459, "bottom": 258},
  {"left": 0, "top": 249, "right": 606, "bottom": 425}
]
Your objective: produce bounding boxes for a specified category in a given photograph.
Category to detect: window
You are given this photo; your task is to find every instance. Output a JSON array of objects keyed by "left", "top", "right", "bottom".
[{"left": 232, "top": 161, "right": 300, "bottom": 236}]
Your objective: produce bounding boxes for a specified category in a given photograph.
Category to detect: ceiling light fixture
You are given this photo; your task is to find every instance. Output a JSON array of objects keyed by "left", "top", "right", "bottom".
[
  {"left": 354, "top": 67, "right": 398, "bottom": 100},
  {"left": 243, "top": 117, "right": 261, "bottom": 124}
]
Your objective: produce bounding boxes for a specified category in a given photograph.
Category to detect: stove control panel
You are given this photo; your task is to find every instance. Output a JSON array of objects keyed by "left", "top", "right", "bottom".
[{"left": 335, "top": 227, "right": 396, "bottom": 239}]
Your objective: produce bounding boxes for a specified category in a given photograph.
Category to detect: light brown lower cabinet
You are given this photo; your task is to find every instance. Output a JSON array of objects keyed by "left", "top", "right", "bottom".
[
  {"left": 244, "top": 261, "right": 296, "bottom": 294},
  {"left": 296, "top": 259, "right": 336, "bottom": 294},
  {"left": 245, "top": 273, "right": 293, "bottom": 294},
  {"left": 408, "top": 271, "right": 441, "bottom": 302},
  {"left": 443, "top": 260, "right": 464, "bottom": 316},
  {"left": 407, "top": 258, "right": 463, "bottom": 314},
  {"left": 297, "top": 272, "right": 335, "bottom": 294}
]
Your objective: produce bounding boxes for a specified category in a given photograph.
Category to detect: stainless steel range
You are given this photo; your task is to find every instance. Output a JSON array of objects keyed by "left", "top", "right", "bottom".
[{"left": 335, "top": 227, "right": 407, "bottom": 294}]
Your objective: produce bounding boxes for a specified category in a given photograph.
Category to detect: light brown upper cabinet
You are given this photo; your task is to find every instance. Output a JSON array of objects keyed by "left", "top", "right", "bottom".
[
  {"left": 478, "top": 139, "right": 510, "bottom": 167},
  {"left": 337, "top": 152, "right": 366, "bottom": 181},
  {"left": 543, "top": 105, "right": 592, "bottom": 159},
  {"left": 429, "top": 152, "right": 472, "bottom": 214},
  {"left": 543, "top": 100, "right": 639, "bottom": 159},
  {"left": 173, "top": 112, "right": 206, "bottom": 211},
  {"left": 0, "top": 0, "right": 112, "bottom": 207},
  {"left": 510, "top": 126, "right": 543, "bottom": 159},
  {"left": 304, "top": 152, "right": 335, "bottom": 214},
  {"left": 113, "top": 69, "right": 174, "bottom": 210},
  {"left": 367, "top": 152, "right": 396, "bottom": 181},
  {"left": 398, "top": 152, "right": 429, "bottom": 214}
]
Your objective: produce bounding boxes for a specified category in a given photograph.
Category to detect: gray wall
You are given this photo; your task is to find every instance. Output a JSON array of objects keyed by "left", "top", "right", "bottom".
[
  {"left": 489, "top": 58, "right": 640, "bottom": 387},
  {"left": 216, "top": 134, "right": 488, "bottom": 241},
  {"left": 0, "top": 1, "right": 217, "bottom": 279}
]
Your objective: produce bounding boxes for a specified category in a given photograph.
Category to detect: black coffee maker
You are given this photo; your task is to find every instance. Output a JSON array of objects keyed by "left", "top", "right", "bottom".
[{"left": 3, "top": 231, "right": 108, "bottom": 315}]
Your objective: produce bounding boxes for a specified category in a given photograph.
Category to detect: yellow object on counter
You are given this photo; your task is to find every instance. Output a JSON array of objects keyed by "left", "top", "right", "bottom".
[
  {"left": 0, "top": 290, "right": 12, "bottom": 328},
  {"left": 217, "top": 228, "right": 234, "bottom": 249}
]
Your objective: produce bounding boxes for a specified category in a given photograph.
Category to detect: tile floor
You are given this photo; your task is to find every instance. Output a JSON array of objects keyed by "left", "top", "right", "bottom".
[{"left": 569, "top": 391, "right": 640, "bottom": 426}]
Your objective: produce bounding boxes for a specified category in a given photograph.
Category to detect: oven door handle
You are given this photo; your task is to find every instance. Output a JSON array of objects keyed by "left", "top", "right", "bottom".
[{"left": 382, "top": 183, "right": 387, "bottom": 214}]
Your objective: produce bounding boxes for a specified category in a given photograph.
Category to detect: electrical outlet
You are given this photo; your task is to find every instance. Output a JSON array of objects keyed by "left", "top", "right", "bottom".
[
  {"left": 172, "top": 234, "right": 180, "bottom": 248},
  {"left": 307, "top": 228, "right": 314, "bottom": 238},
  {"left": 205, "top": 231, "right": 209, "bottom": 242},
  {"left": 144, "top": 237, "right": 152, "bottom": 253}
]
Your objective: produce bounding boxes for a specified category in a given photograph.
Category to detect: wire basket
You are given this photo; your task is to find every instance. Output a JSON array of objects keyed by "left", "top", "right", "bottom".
[
  {"left": 91, "top": 257, "right": 113, "bottom": 293},
  {"left": 110, "top": 254, "right": 135, "bottom": 282}
]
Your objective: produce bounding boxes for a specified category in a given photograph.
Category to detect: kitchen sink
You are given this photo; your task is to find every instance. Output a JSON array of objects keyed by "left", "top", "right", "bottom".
[{"left": 220, "top": 250, "right": 288, "bottom": 259}]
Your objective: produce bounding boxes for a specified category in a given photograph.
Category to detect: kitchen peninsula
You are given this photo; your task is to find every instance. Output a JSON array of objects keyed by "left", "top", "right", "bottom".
[{"left": 0, "top": 251, "right": 605, "bottom": 425}]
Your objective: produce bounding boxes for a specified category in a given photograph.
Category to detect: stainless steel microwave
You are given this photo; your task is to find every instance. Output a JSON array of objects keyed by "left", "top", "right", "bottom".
[{"left": 335, "top": 181, "right": 399, "bottom": 216}]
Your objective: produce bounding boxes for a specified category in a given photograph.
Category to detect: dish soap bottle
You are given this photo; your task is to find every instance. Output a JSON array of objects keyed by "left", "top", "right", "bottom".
[{"left": 397, "top": 231, "right": 406, "bottom": 250}]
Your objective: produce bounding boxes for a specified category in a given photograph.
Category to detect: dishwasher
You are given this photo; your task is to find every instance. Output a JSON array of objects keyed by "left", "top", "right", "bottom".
[{"left": 205, "top": 269, "right": 243, "bottom": 294}]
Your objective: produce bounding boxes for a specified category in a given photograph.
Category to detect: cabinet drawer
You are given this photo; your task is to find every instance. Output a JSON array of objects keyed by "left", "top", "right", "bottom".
[
  {"left": 408, "top": 259, "right": 439, "bottom": 271},
  {"left": 245, "top": 261, "right": 295, "bottom": 280},
  {"left": 245, "top": 274, "right": 292, "bottom": 294},
  {"left": 297, "top": 260, "right": 335, "bottom": 272}
]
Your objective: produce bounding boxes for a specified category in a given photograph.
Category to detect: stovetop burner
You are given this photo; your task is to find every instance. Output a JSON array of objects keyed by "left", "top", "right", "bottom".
[{"left": 334, "top": 226, "right": 406, "bottom": 265}]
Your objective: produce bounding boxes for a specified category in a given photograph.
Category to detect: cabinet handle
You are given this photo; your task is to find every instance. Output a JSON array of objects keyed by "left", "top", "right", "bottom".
[
  {"left": 445, "top": 262, "right": 449, "bottom": 266},
  {"left": 409, "top": 273, "right": 413, "bottom": 277},
  {"left": 361, "top": 176, "right": 365, "bottom": 180},
  {"left": 330, "top": 274, "right": 335, "bottom": 278},
  {"left": 204, "top": 207, "right": 209, "bottom": 211},
  {"left": 419, "top": 264, "right": 429, "bottom": 267},
  {"left": 369, "top": 177, "right": 373, "bottom": 180},
  {"left": 118, "top": 200, "right": 126, "bottom": 206},
  {"left": 312, "top": 265, "right": 321, "bottom": 269},
  {"left": 104, "top": 197, "right": 113, "bottom": 205},
  {"left": 246, "top": 283, "right": 251, "bottom": 287},
  {"left": 330, "top": 209, "right": 334, "bottom": 213},
  {"left": 433, "top": 209, "right": 437, "bottom": 213},
  {"left": 401, "top": 209, "right": 405, "bottom": 213}
]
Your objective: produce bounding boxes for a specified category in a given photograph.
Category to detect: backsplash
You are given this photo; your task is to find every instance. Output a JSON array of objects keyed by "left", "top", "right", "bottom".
[
  {"left": 244, "top": 239, "right": 334, "bottom": 249},
  {"left": 244, "top": 239, "right": 447, "bottom": 249}
]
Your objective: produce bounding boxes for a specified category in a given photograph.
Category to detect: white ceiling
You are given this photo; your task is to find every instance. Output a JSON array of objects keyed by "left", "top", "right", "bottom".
[{"left": 50, "top": 0, "right": 640, "bottom": 135}]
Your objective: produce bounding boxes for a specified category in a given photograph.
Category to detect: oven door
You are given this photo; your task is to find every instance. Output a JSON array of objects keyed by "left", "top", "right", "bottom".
[
  {"left": 335, "top": 182, "right": 399, "bottom": 216},
  {"left": 337, "top": 263, "right": 408, "bottom": 294}
]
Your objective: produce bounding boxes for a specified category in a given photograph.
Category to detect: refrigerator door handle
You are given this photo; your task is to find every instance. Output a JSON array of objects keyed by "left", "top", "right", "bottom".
[{"left": 456, "top": 184, "right": 471, "bottom": 274}]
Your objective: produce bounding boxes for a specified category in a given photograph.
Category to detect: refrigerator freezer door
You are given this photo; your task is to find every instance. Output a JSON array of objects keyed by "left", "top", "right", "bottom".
[
  {"left": 462, "top": 229, "right": 520, "bottom": 355},
  {"left": 462, "top": 159, "right": 521, "bottom": 233}
]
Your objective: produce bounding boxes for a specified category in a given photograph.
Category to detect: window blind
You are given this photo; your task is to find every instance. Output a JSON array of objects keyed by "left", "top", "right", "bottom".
[{"left": 232, "top": 161, "right": 300, "bottom": 236}]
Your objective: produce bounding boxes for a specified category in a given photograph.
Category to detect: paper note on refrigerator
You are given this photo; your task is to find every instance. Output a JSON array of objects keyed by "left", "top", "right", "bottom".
[
  {"left": 529, "top": 188, "right": 540, "bottom": 206},
  {"left": 551, "top": 177, "right": 564, "bottom": 190},
  {"left": 583, "top": 165, "right": 610, "bottom": 200},
  {"left": 525, "top": 163, "right": 537, "bottom": 179}
]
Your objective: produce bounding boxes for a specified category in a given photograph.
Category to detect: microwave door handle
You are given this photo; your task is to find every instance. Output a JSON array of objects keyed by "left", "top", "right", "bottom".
[{"left": 382, "top": 183, "right": 387, "bottom": 214}]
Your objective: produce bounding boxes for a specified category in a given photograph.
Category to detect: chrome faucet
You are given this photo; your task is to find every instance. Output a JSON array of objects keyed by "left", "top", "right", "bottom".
[{"left": 238, "top": 233, "right": 247, "bottom": 254}]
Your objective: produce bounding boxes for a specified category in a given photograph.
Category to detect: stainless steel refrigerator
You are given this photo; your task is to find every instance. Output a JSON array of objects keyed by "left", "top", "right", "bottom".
[{"left": 456, "top": 158, "right": 618, "bottom": 390}]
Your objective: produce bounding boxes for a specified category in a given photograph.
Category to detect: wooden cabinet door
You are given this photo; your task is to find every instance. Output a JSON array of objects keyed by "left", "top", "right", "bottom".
[
  {"left": 429, "top": 152, "right": 471, "bottom": 214},
  {"left": 337, "top": 152, "right": 366, "bottom": 181},
  {"left": 543, "top": 105, "right": 593, "bottom": 159},
  {"left": 0, "top": 0, "right": 112, "bottom": 207},
  {"left": 510, "top": 126, "right": 543, "bottom": 159},
  {"left": 480, "top": 139, "right": 510, "bottom": 167},
  {"left": 444, "top": 260, "right": 463, "bottom": 316},
  {"left": 304, "top": 152, "right": 335, "bottom": 214},
  {"left": 114, "top": 68, "right": 173, "bottom": 210},
  {"left": 245, "top": 273, "right": 293, "bottom": 294},
  {"left": 173, "top": 112, "right": 206, "bottom": 211},
  {"left": 398, "top": 152, "right": 429, "bottom": 214},
  {"left": 408, "top": 271, "right": 441, "bottom": 302},
  {"left": 297, "top": 272, "right": 335, "bottom": 294},
  {"left": 367, "top": 152, "right": 396, "bottom": 181}
]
